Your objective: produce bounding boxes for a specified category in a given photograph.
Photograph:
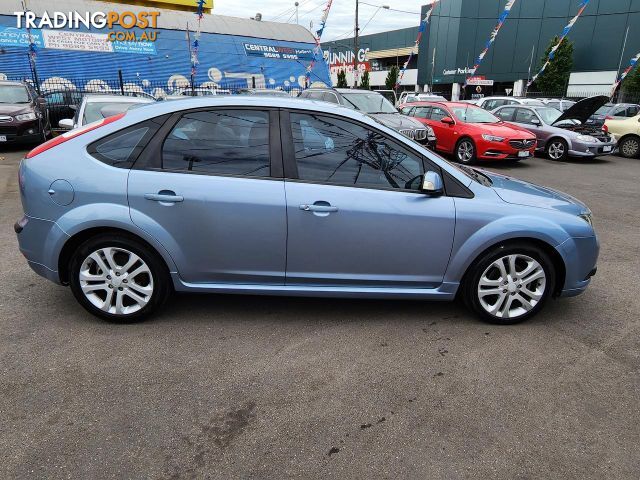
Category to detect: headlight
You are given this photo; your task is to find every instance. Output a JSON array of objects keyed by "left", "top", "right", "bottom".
[
  {"left": 576, "top": 134, "right": 597, "bottom": 143},
  {"left": 482, "top": 134, "right": 504, "bottom": 142},
  {"left": 579, "top": 212, "right": 593, "bottom": 227},
  {"left": 15, "top": 112, "right": 37, "bottom": 121},
  {"left": 426, "top": 126, "right": 435, "bottom": 136}
]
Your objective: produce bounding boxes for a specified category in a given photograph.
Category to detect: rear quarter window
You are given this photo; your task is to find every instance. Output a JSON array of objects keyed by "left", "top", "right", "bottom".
[{"left": 87, "top": 116, "right": 167, "bottom": 168}]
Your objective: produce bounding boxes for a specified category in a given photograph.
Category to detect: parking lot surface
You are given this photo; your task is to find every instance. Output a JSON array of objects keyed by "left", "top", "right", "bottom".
[{"left": 1, "top": 147, "right": 639, "bottom": 479}]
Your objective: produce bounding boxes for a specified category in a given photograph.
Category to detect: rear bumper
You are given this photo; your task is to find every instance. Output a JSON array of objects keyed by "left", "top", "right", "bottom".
[{"left": 15, "top": 214, "right": 68, "bottom": 284}]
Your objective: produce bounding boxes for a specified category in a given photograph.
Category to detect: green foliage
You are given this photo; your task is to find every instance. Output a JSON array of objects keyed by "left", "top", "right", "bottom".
[
  {"left": 385, "top": 65, "right": 399, "bottom": 90},
  {"left": 621, "top": 64, "right": 640, "bottom": 94},
  {"left": 359, "top": 70, "right": 370, "bottom": 90},
  {"left": 533, "top": 36, "right": 574, "bottom": 95},
  {"left": 336, "top": 69, "right": 347, "bottom": 88}
]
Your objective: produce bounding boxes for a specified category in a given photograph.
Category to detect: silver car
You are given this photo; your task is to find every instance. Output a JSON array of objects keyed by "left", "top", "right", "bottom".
[{"left": 493, "top": 96, "right": 617, "bottom": 161}]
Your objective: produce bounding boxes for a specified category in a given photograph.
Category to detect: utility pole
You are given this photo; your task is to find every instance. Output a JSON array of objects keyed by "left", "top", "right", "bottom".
[
  {"left": 354, "top": 0, "right": 359, "bottom": 87},
  {"left": 295, "top": 2, "right": 299, "bottom": 24}
]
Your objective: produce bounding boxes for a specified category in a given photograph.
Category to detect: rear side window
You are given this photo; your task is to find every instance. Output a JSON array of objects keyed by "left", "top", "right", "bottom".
[
  {"left": 413, "top": 106, "right": 431, "bottom": 118},
  {"left": 162, "top": 110, "right": 270, "bottom": 177},
  {"left": 88, "top": 117, "right": 165, "bottom": 168},
  {"left": 429, "top": 107, "right": 448, "bottom": 121}
]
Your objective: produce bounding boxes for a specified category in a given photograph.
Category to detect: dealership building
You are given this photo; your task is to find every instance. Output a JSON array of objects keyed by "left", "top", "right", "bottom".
[
  {"left": 323, "top": 0, "right": 640, "bottom": 99},
  {"left": 0, "top": 0, "right": 330, "bottom": 96}
]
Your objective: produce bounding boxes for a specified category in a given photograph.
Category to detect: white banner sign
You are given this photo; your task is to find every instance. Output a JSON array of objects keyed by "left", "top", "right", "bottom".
[{"left": 41, "top": 30, "right": 112, "bottom": 53}]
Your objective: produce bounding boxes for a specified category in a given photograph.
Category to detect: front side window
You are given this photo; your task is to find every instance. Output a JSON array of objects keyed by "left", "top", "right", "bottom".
[
  {"left": 162, "top": 110, "right": 270, "bottom": 177},
  {"left": 514, "top": 108, "right": 538, "bottom": 125},
  {"left": 495, "top": 107, "right": 516, "bottom": 121},
  {"left": 290, "top": 113, "right": 424, "bottom": 191}
]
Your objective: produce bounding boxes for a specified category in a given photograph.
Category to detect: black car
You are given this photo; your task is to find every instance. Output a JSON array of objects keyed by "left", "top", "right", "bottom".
[
  {"left": 298, "top": 88, "right": 436, "bottom": 149},
  {"left": 586, "top": 102, "right": 640, "bottom": 127},
  {"left": 0, "top": 80, "right": 50, "bottom": 145}
]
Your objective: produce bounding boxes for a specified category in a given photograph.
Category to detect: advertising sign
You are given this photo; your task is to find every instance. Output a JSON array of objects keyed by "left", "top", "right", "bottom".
[
  {"left": 42, "top": 30, "right": 112, "bottom": 53},
  {"left": 0, "top": 26, "right": 44, "bottom": 48},
  {"left": 466, "top": 76, "right": 494, "bottom": 86},
  {"left": 243, "top": 43, "right": 314, "bottom": 61}
]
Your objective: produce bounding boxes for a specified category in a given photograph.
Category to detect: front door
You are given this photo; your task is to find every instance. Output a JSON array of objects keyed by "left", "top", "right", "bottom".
[
  {"left": 424, "top": 105, "right": 456, "bottom": 153},
  {"left": 512, "top": 107, "right": 546, "bottom": 147},
  {"left": 128, "top": 108, "right": 287, "bottom": 285},
  {"left": 282, "top": 111, "right": 456, "bottom": 288}
]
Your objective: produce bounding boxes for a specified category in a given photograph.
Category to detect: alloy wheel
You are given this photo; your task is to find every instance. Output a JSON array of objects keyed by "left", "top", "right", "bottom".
[
  {"left": 79, "top": 247, "right": 154, "bottom": 315},
  {"left": 457, "top": 140, "right": 474, "bottom": 163},
  {"left": 621, "top": 138, "right": 639, "bottom": 158},
  {"left": 476, "top": 254, "right": 546, "bottom": 320},
  {"left": 548, "top": 141, "right": 565, "bottom": 160}
]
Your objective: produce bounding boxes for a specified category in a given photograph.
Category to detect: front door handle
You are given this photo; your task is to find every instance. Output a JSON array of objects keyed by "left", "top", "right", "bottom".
[
  {"left": 299, "top": 204, "right": 338, "bottom": 213},
  {"left": 144, "top": 192, "right": 184, "bottom": 203}
]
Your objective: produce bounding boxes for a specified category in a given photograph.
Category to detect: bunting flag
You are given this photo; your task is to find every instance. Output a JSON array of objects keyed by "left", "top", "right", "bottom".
[
  {"left": 191, "top": 0, "right": 206, "bottom": 78},
  {"left": 306, "top": 0, "right": 333, "bottom": 85},
  {"left": 464, "top": 0, "right": 517, "bottom": 87},
  {"left": 527, "top": 0, "right": 590, "bottom": 88},
  {"left": 395, "top": 0, "right": 441, "bottom": 89},
  {"left": 611, "top": 52, "right": 640, "bottom": 97}
]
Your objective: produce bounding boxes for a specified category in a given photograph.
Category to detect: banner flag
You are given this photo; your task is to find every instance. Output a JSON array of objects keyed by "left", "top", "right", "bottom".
[
  {"left": 306, "top": 0, "right": 334, "bottom": 85},
  {"left": 527, "top": 0, "right": 590, "bottom": 88},
  {"left": 464, "top": 0, "right": 517, "bottom": 87},
  {"left": 395, "top": 0, "right": 441, "bottom": 89},
  {"left": 611, "top": 52, "right": 640, "bottom": 97}
]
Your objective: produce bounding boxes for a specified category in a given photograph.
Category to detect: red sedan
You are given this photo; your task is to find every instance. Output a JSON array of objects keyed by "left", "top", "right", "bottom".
[{"left": 398, "top": 101, "right": 537, "bottom": 164}]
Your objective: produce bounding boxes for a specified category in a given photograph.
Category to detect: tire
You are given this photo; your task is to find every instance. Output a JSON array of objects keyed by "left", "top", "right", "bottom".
[
  {"left": 618, "top": 136, "right": 640, "bottom": 159},
  {"left": 69, "top": 234, "right": 171, "bottom": 323},
  {"left": 462, "top": 242, "right": 556, "bottom": 325},
  {"left": 545, "top": 138, "right": 568, "bottom": 161},
  {"left": 455, "top": 138, "right": 477, "bottom": 164}
]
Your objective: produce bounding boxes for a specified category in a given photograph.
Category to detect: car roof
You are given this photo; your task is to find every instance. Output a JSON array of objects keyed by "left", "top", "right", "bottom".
[{"left": 0, "top": 80, "right": 27, "bottom": 87}]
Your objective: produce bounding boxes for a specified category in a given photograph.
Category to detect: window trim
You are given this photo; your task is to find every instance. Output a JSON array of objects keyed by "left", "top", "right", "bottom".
[
  {"left": 133, "top": 106, "right": 284, "bottom": 180},
  {"left": 280, "top": 108, "right": 443, "bottom": 195}
]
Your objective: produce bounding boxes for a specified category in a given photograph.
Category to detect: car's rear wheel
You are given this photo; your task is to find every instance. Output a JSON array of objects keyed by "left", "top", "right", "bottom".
[
  {"left": 455, "top": 138, "right": 476, "bottom": 164},
  {"left": 69, "top": 234, "right": 170, "bottom": 322},
  {"left": 462, "top": 243, "right": 556, "bottom": 324},
  {"left": 618, "top": 136, "right": 640, "bottom": 159},
  {"left": 545, "top": 138, "right": 568, "bottom": 161}
]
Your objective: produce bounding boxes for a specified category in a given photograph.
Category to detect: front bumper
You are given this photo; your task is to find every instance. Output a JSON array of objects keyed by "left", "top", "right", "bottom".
[
  {"left": 569, "top": 139, "right": 617, "bottom": 158},
  {"left": 557, "top": 235, "right": 600, "bottom": 297},
  {"left": 0, "top": 119, "right": 43, "bottom": 144},
  {"left": 478, "top": 144, "right": 536, "bottom": 161}
]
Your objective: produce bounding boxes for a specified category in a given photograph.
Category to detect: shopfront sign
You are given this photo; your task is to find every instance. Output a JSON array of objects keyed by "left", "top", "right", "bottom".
[{"left": 243, "top": 42, "right": 314, "bottom": 61}]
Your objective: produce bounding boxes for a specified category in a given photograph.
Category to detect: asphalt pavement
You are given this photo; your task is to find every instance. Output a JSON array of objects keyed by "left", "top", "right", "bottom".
[{"left": 1, "top": 146, "right": 639, "bottom": 479}]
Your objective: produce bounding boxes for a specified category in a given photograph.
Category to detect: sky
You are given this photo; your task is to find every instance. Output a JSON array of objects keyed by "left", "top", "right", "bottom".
[{"left": 213, "top": 0, "right": 433, "bottom": 43}]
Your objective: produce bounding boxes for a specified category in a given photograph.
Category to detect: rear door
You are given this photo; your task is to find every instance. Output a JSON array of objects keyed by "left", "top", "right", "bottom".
[{"left": 127, "top": 108, "right": 287, "bottom": 285}]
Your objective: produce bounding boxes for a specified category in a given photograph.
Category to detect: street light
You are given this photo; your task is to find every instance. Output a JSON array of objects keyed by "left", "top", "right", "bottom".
[{"left": 354, "top": 2, "right": 389, "bottom": 87}]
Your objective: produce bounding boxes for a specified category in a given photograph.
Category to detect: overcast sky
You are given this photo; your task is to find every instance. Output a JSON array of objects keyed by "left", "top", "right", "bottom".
[{"left": 214, "top": 0, "right": 433, "bottom": 42}]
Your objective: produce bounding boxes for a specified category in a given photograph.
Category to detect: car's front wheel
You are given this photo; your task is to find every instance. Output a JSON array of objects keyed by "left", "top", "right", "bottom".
[
  {"left": 69, "top": 234, "right": 170, "bottom": 322},
  {"left": 618, "top": 136, "right": 640, "bottom": 159},
  {"left": 545, "top": 138, "right": 568, "bottom": 161},
  {"left": 455, "top": 138, "right": 476, "bottom": 164},
  {"left": 463, "top": 243, "right": 556, "bottom": 324}
]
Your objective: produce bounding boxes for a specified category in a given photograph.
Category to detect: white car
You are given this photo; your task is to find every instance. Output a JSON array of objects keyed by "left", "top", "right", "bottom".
[
  {"left": 397, "top": 91, "right": 446, "bottom": 106},
  {"left": 58, "top": 95, "right": 154, "bottom": 130},
  {"left": 476, "top": 96, "right": 545, "bottom": 111},
  {"left": 165, "top": 87, "right": 232, "bottom": 100}
]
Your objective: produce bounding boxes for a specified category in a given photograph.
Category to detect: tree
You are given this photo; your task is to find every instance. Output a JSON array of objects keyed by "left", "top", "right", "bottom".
[
  {"left": 336, "top": 69, "right": 347, "bottom": 88},
  {"left": 359, "top": 70, "right": 370, "bottom": 89},
  {"left": 621, "top": 64, "right": 640, "bottom": 95},
  {"left": 385, "top": 65, "right": 399, "bottom": 90},
  {"left": 532, "top": 36, "right": 574, "bottom": 95}
]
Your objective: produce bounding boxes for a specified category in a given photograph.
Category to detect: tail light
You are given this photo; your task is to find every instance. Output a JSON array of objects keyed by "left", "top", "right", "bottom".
[
  {"left": 602, "top": 124, "right": 608, "bottom": 133},
  {"left": 604, "top": 115, "right": 613, "bottom": 120},
  {"left": 25, "top": 113, "right": 126, "bottom": 159}
]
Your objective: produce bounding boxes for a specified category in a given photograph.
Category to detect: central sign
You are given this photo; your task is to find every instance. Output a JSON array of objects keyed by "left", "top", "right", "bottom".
[{"left": 243, "top": 43, "right": 314, "bottom": 61}]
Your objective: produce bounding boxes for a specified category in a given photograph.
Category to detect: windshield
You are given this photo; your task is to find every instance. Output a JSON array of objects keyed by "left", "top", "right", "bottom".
[
  {"left": 451, "top": 105, "right": 500, "bottom": 123},
  {"left": 83, "top": 102, "right": 144, "bottom": 124},
  {"left": 535, "top": 107, "right": 563, "bottom": 124},
  {"left": 341, "top": 92, "right": 397, "bottom": 114},
  {"left": 0, "top": 85, "right": 30, "bottom": 104}
]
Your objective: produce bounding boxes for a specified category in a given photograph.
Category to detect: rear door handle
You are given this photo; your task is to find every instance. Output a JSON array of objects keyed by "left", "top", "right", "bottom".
[
  {"left": 299, "top": 204, "right": 338, "bottom": 213},
  {"left": 144, "top": 192, "right": 184, "bottom": 203}
]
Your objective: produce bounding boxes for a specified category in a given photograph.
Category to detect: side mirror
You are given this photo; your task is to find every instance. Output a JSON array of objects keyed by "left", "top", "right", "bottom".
[
  {"left": 422, "top": 171, "right": 444, "bottom": 195},
  {"left": 441, "top": 116, "right": 455, "bottom": 125},
  {"left": 58, "top": 118, "right": 74, "bottom": 129},
  {"left": 531, "top": 118, "right": 541, "bottom": 125}
]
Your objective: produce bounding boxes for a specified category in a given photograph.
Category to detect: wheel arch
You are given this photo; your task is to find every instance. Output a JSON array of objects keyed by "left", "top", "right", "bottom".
[
  {"left": 458, "top": 237, "right": 566, "bottom": 297},
  {"left": 58, "top": 226, "right": 175, "bottom": 285}
]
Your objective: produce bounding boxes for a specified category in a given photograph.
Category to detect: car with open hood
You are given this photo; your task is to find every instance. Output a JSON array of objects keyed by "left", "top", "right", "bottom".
[
  {"left": 0, "top": 80, "right": 51, "bottom": 145},
  {"left": 493, "top": 96, "right": 617, "bottom": 161},
  {"left": 399, "top": 101, "right": 537, "bottom": 164},
  {"left": 605, "top": 112, "right": 640, "bottom": 158},
  {"left": 298, "top": 88, "right": 436, "bottom": 149}
]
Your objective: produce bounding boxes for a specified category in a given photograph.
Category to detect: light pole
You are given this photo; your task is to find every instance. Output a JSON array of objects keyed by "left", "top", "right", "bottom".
[
  {"left": 353, "top": 2, "right": 389, "bottom": 88},
  {"left": 295, "top": 2, "right": 299, "bottom": 24}
]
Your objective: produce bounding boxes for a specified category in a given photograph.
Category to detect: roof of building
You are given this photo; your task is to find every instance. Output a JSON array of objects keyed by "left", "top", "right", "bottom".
[{"left": 1, "top": 0, "right": 317, "bottom": 43}]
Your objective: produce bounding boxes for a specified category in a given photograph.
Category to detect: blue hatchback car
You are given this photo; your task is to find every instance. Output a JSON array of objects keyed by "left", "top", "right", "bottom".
[{"left": 15, "top": 97, "right": 598, "bottom": 324}]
